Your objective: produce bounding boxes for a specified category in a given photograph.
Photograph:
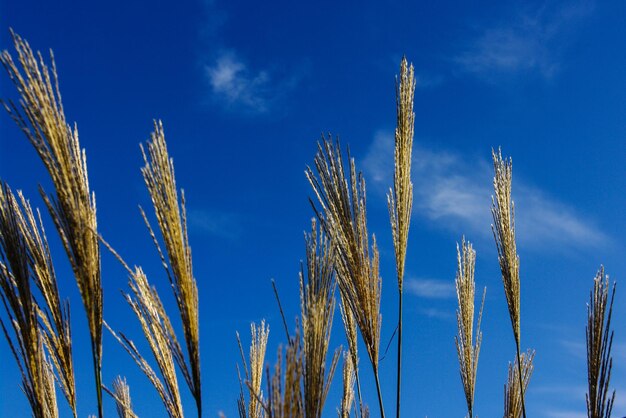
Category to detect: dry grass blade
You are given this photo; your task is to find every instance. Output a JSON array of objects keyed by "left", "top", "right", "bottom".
[
  {"left": 454, "top": 238, "right": 485, "bottom": 418},
  {"left": 103, "top": 376, "right": 139, "bottom": 418},
  {"left": 300, "top": 219, "right": 341, "bottom": 418},
  {"left": 387, "top": 56, "right": 415, "bottom": 418},
  {"left": 237, "top": 321, "right": 270, "bottom": 418},
  {"left": 305, "top": 137, "right": 384, "bottom": 418},
  {"left": 0, "top": 183, "right": 58, "bottom": 418},
  {"left": 504, "top": 350, "right": 534, "bottom": 418},
  {"left": 586, "top": 266, "right": 616, "bottom": 418},
  {"left": 1, "top": 31, "right": 103, "bottom": 416},
  {"left": 491, "top": 148, "right": 526, "bottom": 417},
  {"left": 107, "top": 267, "right": 185, "bottom": 418},
  {"left": 141, "top": 120, "right": 201, "bottom": 416},
  {"left": 338, "top": 352, "right": 355, "bottom": 418}
]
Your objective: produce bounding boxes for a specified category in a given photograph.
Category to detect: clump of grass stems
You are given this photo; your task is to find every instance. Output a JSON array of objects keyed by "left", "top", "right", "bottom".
[
  {"left": 236, "top": 320, "right": 270, "bottom": 418},
  {"left": 491, "top": 148, "right": 527, "bottom": 417},
  {"left": 140, "top": 120, "right": 202, "bottom": 417},
  {"left": 0, "top": 183, "right": 76, "bottom": 416},
  {"left": 504, "top": 350, "right": 534, "bottom": 418},
  {"left": 454, "top": 238, "right": 485, "bottom": 418},
  {"left": 0, "top": 183, "right": 61, "bottom": 418},
  {"left": 306, "top": 137, "right": 384, "bottom": 418},
  {"left": 266, "top": 329, "right": 304, "bottom": 418},
  {"left": 300, "top": 219, "right": 341, "bottom": 418},
  {"left": 387, "top": 56, "right": 415, "bottom": 418},
  {"left": 586, "top": 266, "right": 615, "bottom": 418},
  {"left": 106, "top": 265, "right": 186, "bottom": 418},
  {"left": 1, "top": 30, "right": 103, "bottom": 417}
]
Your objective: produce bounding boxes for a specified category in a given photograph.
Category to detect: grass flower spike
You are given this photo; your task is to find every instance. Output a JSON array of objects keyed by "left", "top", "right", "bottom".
[
  {"left": 586, "top": 266, "right": 615, "bottom": 418},
  {"left": 141, "top": 120, "right": 202, "bottom": 416},
  {"left": 454, "top": 238, "right": 485, "bottom": 418}
]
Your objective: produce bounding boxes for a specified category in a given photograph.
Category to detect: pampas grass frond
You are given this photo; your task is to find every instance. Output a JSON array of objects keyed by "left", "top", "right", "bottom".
[
  {"left": 107, "top": 267, "right": 185, "bottom": 418},
  {"left": 586, "top": 266, "right": 615, "bottom": 418},
  {"left": 237, "top": 320, "right": 270, "bottom": 418},
  {"left": 1, "top": 30, "right": 103, "bottom": 417},
  {"left": 305, "top": 137, "right": 384, "bottom": 417},
  {"left": 504, "top": 350, "right": 534, "bottom": 418},
  {"left": 491, "top": 149, "right": 520, "bottom": 345},
  {"left": 387, "top": 56, "right": 415, "bottom": 418},
  {"left": 104, "top": 376, "right": 138, "bottom": 418},
  {"left": 454, "top": 238, "right": 485, "bottom": 418},
  {"left": 491, "top": 148, "right": 526, "bottom": 417},
  {"left": 388, "top": 56, "right": 415, "bottom": 291},
  {"left": 338, "top": 352, "right": 355, "bottom": 418},
  {"left": 300, "top": 218, "right": 341, "bottom": 418},
  {"left": 141, "top": 120, "right": 201, "bottom": 417}
]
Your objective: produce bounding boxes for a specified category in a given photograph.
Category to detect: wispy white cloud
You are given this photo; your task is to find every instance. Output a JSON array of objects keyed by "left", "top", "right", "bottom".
[
  {"left": 205, "top": 51, "right": 300, "bottom": 114},
  {"left": 455, "top": 1, "right": 593, "bottom": 79},
  {"left": 187, "top": 208, "right": 243, "bottom": 240},
  {"left": 405, "top": 278, "right": 455, "bottom": 299},
  {"left": 363, "top": 132, "right": 607, "bottom": 251},
  {"left": 419, "top": 307, "right": 454, "bottom": 320}
]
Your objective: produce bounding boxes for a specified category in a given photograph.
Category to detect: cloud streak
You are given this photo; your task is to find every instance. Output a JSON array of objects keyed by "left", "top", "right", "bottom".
[
  {"left": 405, "top": 278, "right": 455, "bottom": 299},
  {"left": 455, "top": 1, "right": 593, "bottom": 79},
  {"left": 363, "top": 132, "right": 607, "bottom": 251},
  {"left": 205, "top": 51, "right": 300, "bottom": 114},
  {"left": 187, "top": 208, "right": 243, "bottom": 240}
]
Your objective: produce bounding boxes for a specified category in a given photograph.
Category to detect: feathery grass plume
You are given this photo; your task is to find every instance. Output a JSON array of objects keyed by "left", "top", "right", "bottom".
[
  {"left": 104, "top": 376, "right": 138, "bottom": 418},
  {"left": 491, "top": 148, "right": 526, "bottom": 417},
  {"left": 387, "top": 56, "right": 415, "bottom": 418},
  {"left": 504, "top": 350, "right": 534, "bottom": 418},
  {"left": 266, "top": 332, "right": 304, "bottom": 418},
  {"left": 0, "top": 31, "right": 103, "bottom": 417},
  {"left": 140, "top": 120, "right": 202, "bottom": 417},
  {"left": 305, "top": 137, "right": 385, "bottom": 418},
  {"left": 8, "top": 186, "right": 76, "bottom": 415},
  {"left": 454, "top": 238, "right": 485, "bottom": 418},
  {"left": 237, "top": 321, "right": 270, "bottom": 418},
  {"left": 0, "top": 183, "right": 58, "bottom": 418},
  {"left": 42, "top": 351, "right": 60, "bottom": 418},
  {"left": 338, "top": 352, "right": 355, "bottom": 418},
  {"left": 339, "top": 300, "right": 364, "bottom": 417},
  {"left": 300, "top": 218, "right": 341, "bottom": 418},
  {"left": 586, "top": 266, "right": 616, "bottom": 418},
  {"left": 107, "top": 267, "right": 185, "bottom": 418}
]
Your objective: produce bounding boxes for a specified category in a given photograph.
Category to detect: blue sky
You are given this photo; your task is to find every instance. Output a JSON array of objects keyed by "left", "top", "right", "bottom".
[{"left": 1, "top": 0, "right": 625, "bottom": 417}]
